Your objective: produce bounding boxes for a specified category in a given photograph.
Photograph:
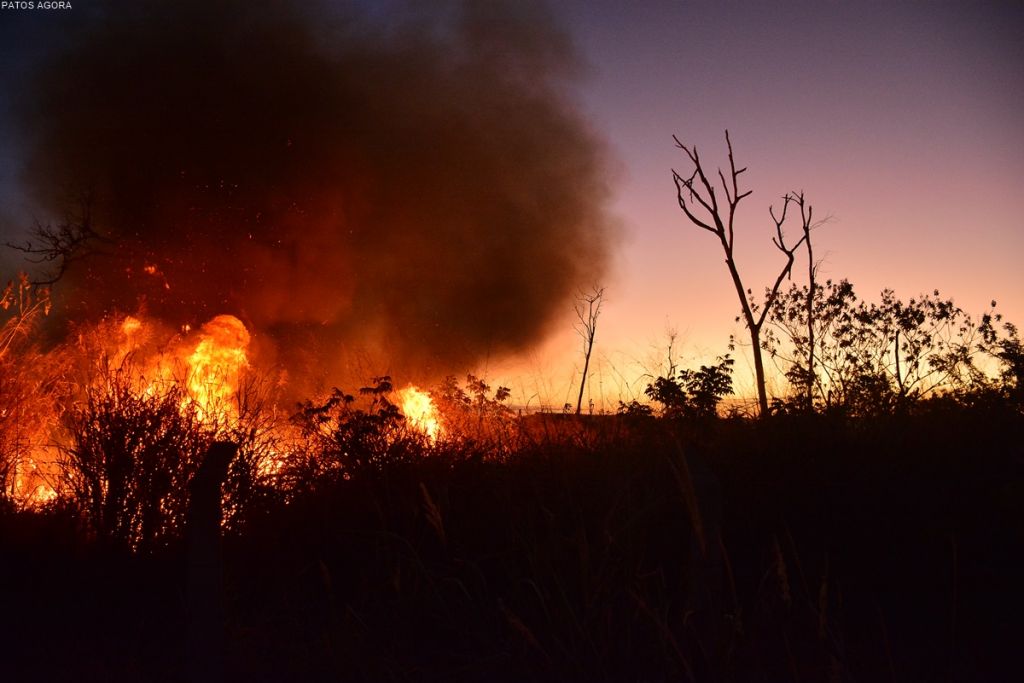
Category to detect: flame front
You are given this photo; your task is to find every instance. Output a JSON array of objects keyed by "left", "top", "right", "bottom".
[
  {"left": 398, "top": 385, "right": 442, "bottom": 443},
  {"left": 6, "top": 309, "right": 448, "bottom": 509},
  {"left": 185, "top": 314, "right": 250, "bottom": 424},
  {"left": 9, "top": 313, "right": 253, "bottom": 507}
]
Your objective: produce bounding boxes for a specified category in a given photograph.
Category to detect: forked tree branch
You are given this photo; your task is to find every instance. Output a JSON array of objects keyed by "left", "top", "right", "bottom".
[
  {"left": 6, "top": 195, "right": 114, "bottom": 286},
  {"left": 672, "top": 131, "right": 815, "bottom": 417}
]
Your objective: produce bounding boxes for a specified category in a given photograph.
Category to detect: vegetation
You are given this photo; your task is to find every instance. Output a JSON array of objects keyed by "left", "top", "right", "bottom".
[
  {"left": 0, "top": 274, "right": 57, "bottom": 501},
  {"left": 672, "top": 131, "right": 814, "bottom": 417},
  {"left": 641, "top": 354, "right": 735, "bottom": 419},
  {"left": 2, "top": 378, "right": 1020, "bottom": 681},
  {"left": 1, "top": 135, "right": 1021, "bottom": 678},
  {"left": 764, "top": 280, "right": 1022, "bottom": 415},
  {"left": 573, "top": 286, "right": 605, "bottom": 415},
  {"left": 63, "top": 371, "right": 206, "bottom": 552}
]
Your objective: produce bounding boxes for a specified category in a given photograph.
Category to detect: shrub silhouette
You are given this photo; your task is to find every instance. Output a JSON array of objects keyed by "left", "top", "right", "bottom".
[
  {"left": 979, "top": 315, "right": 1024, "bottom": 407},
  {"left": 62, "top": 365, "right": 208, "bottom": 552},
  {"left": 645, "top": 356, "right": 734, "bottom": 419},
  {"left": 765, "top": 280, "right": 1015, "bottom": 415},
  {"left": 291, "top": 376, "right": 430, "bottom": 485},
  {"left": 433, "top": 374, "right": 518, "bottom": 454}
]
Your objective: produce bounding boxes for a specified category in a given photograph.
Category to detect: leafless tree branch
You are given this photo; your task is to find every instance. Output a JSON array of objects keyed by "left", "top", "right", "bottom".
[
  {"left": 6, "top": 195, "right": 114, "bottom": 286},
  {"left": 573, "top": 286, "right": 605, "bottom": 415},
  {"left": 672, "top": 131, "right": 816, "bottom": 417}
]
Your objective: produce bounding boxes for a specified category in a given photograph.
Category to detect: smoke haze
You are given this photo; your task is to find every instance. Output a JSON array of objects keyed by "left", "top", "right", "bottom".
[{"left": 16, "top": 0, "right": 616, "bottom": 385}]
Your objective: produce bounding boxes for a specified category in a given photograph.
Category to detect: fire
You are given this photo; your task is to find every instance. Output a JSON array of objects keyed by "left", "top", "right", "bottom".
[
  {"left": 117, "top": 312, "right": 251, "bottom": 426},
  {"left": 397, "top": 385, "right": 442, "bottom": 443},
  {"left": 184, "top": 314, "right": 251, "bottom": 424},
  {"left": 12, "top": 455, "right": 58, "bottom": 507},
  {"left": 7, "top": 312, "right": 254, "bottom": 508},
  {"left": 6, "top": 307, "right": 454, "bottom": 510},
  {"left": 121, "top": 315, "right": 142, "bottom": 336}
]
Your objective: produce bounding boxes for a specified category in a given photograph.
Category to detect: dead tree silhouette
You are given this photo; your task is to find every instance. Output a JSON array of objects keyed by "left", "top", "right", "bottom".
[
  {"left": 574, "top": 286, "right": 605, "bottom": 415},
  {"left": 672, "top": 131, "right": 811, "bottom": 417}
]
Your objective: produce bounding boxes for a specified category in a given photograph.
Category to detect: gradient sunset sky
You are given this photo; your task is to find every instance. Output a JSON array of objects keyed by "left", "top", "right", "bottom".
[
  {"left": 1, "top": 1, "right": 1022, "bottom": 408},
  {"left": 520, "top": 0, "right": 1024, "bottom": 406}
]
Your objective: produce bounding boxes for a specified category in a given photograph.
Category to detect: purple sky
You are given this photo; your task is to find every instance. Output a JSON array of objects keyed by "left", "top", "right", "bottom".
[{"left": 506, "top": 0, "right": 1024, "bottom": 406}]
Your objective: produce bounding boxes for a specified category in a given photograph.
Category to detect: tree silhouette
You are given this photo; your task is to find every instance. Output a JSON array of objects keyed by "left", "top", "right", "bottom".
[
  {"left": 765, "top": 280, "right": 1009, "bottom": 414},
  {"left": 573, "top": 286, "right": 605, "bottom": 415},
  {"left": 672, "top": 131, "right": 810, "bottom": 417},
  {"left": 796, "top": 193, "right": 821, "bottom": 411},
  {"left": 6, "top": 195, "right": 111, "bottom": 286}
]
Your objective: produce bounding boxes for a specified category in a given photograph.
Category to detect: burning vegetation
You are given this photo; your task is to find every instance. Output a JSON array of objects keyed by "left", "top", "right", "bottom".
[
  {"left": 0, "top": 298, "right": 503, "bottom": 518},
  {"left": 1, "top": 2, "right": 1022, "bottom": 680},
  {"left": 2, "top": 0, "right": 610, "bottom": 533},
  {"left": 2, "top": 293, "right": 1021, "bottom": 680}
]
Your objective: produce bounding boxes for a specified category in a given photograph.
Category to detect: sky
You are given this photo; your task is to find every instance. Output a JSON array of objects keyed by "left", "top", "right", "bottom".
[
  {"left": 1, "top": 1, "right": 1022, "bottom": 410},
  {"left": 511, "top": 0, "right": 1024, "bottom": 407}
]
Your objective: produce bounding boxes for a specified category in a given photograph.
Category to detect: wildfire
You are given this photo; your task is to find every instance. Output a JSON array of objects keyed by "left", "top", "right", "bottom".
[
  {"left": 7, "top": 308, "right": 451, "bottom": 510},
  {"left": 12, "top": 456, "right": 58, "bottom": 507},
  {"left": 118, "top": 312, "right": 251, "bottom": 426},
  {"left": 8, "top": 312, "right": 254, "bottom": 508},
  {"left": 397, "top": 385, "right": 443, "bottom": 443},
  {"left": 184, "top": 314, "right": 251, "bottom": 424},
  {"left": 121, "top": 315, "right": 142, "bottom": 336}
]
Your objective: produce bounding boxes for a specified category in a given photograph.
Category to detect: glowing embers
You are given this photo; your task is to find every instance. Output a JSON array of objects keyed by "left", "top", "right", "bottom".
[{"left": 397, "top": 385, "right": 443, "bottom": 443}]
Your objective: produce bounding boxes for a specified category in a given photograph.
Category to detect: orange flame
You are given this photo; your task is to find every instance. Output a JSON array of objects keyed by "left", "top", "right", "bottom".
[
  {"left": 12, "top": 455, "right": 58, "bottom": 507},
  {"left": 12, "top": 313, "right": 254, "bottom": 508},
  {"left": 184, "top": 314, "right": 251, "bottom": 424},
  {"left": 121, "top": 315, "right": 143, "bottom": 336},
  {"left": 397, "top": 385, "right": 442, "bottom": 443}
]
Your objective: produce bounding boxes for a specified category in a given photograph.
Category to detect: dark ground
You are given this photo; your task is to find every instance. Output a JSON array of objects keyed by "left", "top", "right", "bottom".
[{"left": 2, "top": 404, "right": 1022, "bottom": 682}]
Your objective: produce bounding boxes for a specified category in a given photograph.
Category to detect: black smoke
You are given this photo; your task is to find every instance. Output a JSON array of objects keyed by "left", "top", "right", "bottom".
[{"left": 16, "top": 0, "right": 615, "bottom": 385}]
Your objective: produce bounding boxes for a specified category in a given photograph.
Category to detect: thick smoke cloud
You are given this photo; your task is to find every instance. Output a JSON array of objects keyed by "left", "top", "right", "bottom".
[{"left": 18, "top": 0, "right": 615, "bottom": 384}]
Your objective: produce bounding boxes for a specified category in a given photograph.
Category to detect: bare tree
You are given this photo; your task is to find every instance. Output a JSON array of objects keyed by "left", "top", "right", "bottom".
[
  {"left": 672, "top": 131, "right": 808, "bottom": 417},
  {"left": 6, "top": 195, "right": 112, "bottom": 286},
  {"left": 777, "top": 192, "right": 821, "bottom": 410},
  {"left": 573, "top": 286, "right": 605, "bottom": 415}
]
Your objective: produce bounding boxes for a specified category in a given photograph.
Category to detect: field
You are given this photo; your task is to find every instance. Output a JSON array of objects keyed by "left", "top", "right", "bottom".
[
  {"left": 3, "top": 401, "right": 1021, "bottom": 682},
  {"left": 2, "top": 2, "right": 1022, "bottom": 681}
]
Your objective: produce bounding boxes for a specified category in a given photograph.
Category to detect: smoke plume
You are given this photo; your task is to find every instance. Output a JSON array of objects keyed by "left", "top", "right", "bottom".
[{"left": 16, "top": 0, "right": 615, "bottom": 385}]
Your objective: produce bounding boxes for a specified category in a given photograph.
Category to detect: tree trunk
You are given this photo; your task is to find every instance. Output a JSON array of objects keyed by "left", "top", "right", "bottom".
[
  {"left": 806, "top": 236, "right": 816, "bottom": 410},
  {"left": 894, "top": 329, "right": 903, "bottom": 397},
  {"left": 725, "top": 253, "right": 770, "bottom": 418},
  {"left": 575, "top": 346, "right": 593, "bottom": 416},
  {"left": 750, "top": 326, "right": 769, "bottom": 417}
]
